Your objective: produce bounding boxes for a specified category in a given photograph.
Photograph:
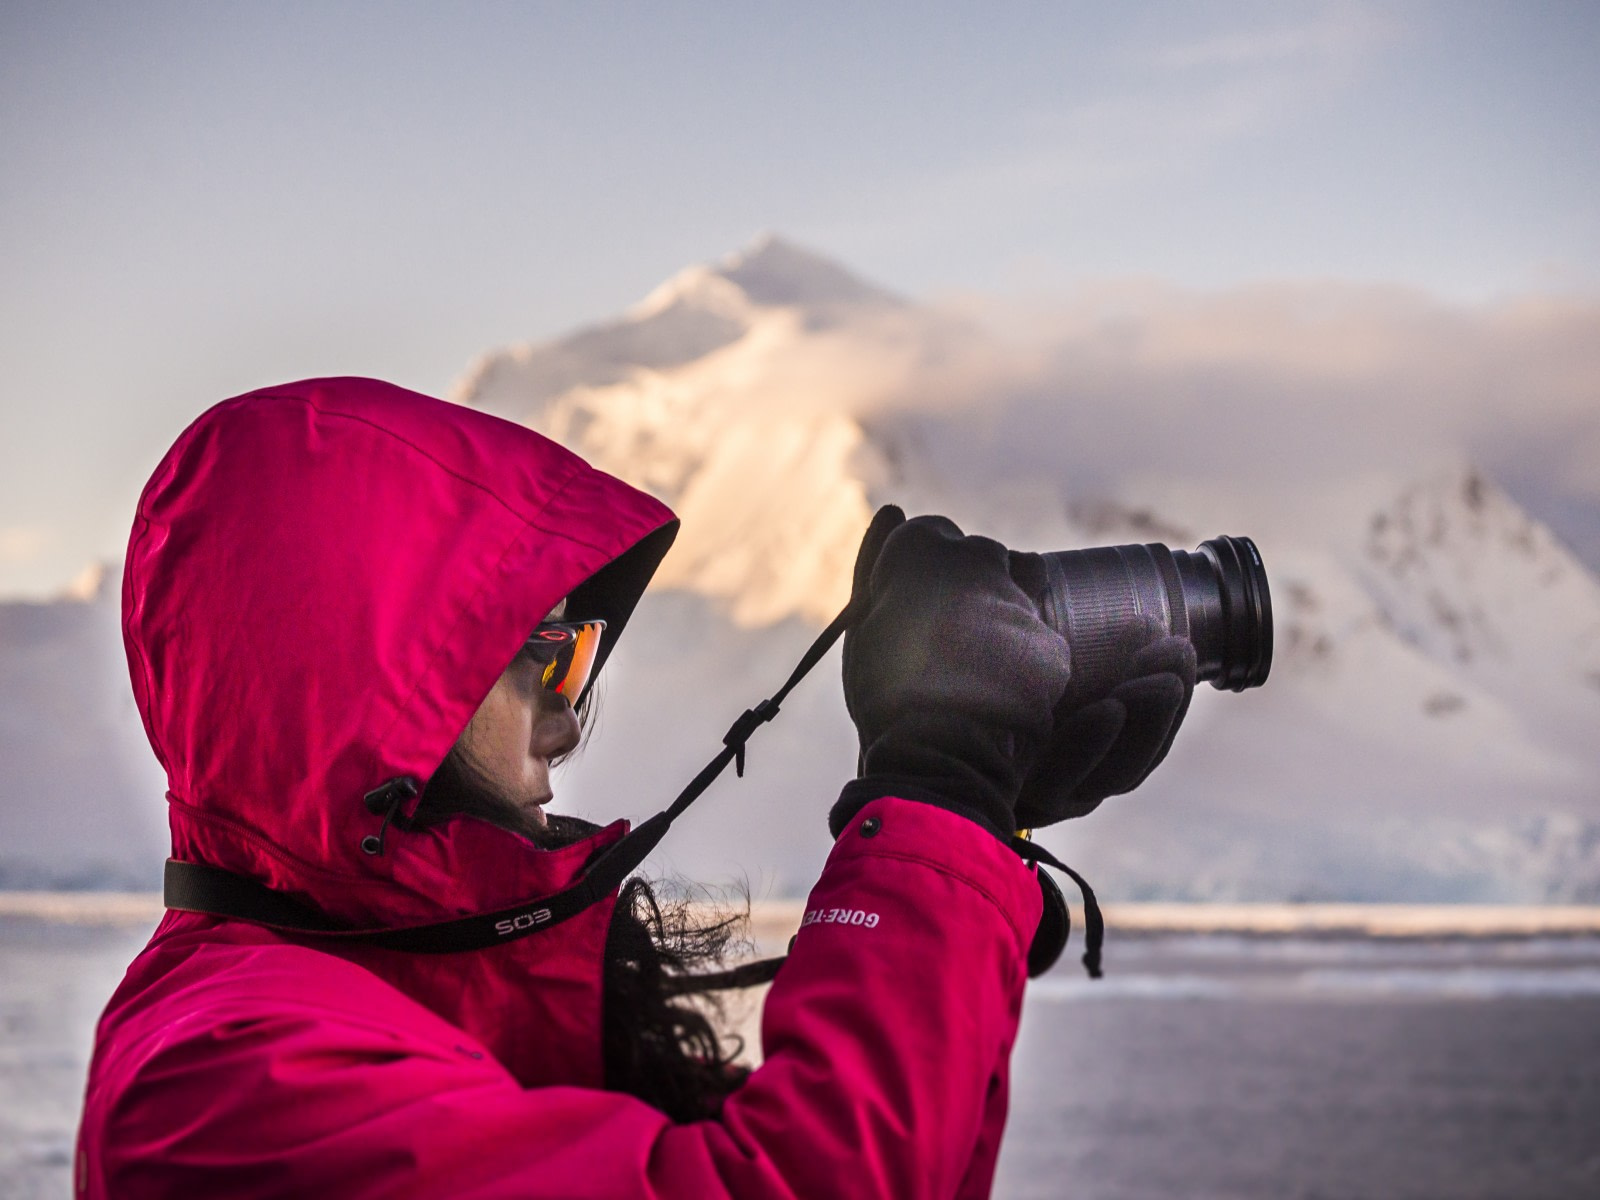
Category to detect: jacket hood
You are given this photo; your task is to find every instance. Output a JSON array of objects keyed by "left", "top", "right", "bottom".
[{"left": 124, "top": 377, "right": 677, "bottom": 927}]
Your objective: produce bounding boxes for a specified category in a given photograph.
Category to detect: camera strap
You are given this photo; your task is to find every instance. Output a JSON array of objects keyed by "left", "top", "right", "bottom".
[
  {"left": 163, "top": 586, "right": 861, "bottom": 956},
  {"left": 165, "top": 504, "right": 1106, "bottom": 980}
]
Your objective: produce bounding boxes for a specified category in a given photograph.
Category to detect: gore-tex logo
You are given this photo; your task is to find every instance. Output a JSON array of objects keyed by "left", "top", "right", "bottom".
[
  {"left": 494, "top": 908, "right": 553, "bottom": 936},
  {"left": 801, "top": 907, "right": 880, "bottom": 929}
]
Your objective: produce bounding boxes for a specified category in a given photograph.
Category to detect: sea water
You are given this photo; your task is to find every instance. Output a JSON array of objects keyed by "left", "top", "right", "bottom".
[
  {"left": 998, "top": 933, "right": 1600, "bottom": 1199},
  {"left": 3, "top": 909, "right": 1599, "bottom": 1200}
]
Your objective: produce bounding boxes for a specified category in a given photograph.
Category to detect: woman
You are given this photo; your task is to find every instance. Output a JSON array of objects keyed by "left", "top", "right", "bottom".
[{"left": 77, "top": 376, "right": 1192, "bottom": 1197}]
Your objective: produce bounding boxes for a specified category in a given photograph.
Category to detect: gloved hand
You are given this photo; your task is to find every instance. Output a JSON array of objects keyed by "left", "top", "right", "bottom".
[
  {"left": 1013, "top": 616, "right": 1197, "bottom": 827},
  {"left": 833, "top": 507, "right": 1200, "bottom": 837},
  {"left": 831, "top": 509, "right": 1071, "bottom": 840}
]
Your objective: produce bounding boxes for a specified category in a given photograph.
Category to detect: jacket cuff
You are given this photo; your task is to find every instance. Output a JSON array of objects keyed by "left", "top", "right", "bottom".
[
  {"left": 831, "top": 776, "right": 1015, "bottom": 843},
  {"left": 822, "top": 795, "right": 1042, "bottom": 955}
]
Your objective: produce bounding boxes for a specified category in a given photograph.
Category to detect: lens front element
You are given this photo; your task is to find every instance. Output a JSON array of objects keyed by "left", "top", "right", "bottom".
[{"left": 1195, "top": 536, "right": 1272, "bottom": 691}]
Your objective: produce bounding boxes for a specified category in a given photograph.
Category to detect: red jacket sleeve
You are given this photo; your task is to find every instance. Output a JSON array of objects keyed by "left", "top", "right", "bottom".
[{"left": 92, "top": 797, "right": 1042, "bottom": 1200}]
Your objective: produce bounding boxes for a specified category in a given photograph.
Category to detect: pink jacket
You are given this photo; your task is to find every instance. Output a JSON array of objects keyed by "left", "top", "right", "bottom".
[{"left": 76, "top": 378, "right": 1042, "bottom": 1198}]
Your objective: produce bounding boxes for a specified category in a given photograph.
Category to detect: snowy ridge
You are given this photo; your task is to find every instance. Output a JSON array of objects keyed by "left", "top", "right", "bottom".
[{"left": 1359, "top": 467, "right": 1600, "bottom": 747}]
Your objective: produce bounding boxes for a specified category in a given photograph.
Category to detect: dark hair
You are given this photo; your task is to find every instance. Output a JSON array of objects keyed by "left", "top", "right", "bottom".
[
  {"left": 602, "top": 878, "right": 751, "bottom": 1121},
  {"left": 415, "top": 700, "right": 752, "bottom": 1122}
]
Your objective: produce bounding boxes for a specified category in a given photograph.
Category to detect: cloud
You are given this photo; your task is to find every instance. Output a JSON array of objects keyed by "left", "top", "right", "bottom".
[
  {"left": 891, "top": 283, "right": 1600, "bottom": 549},
  {"left": 516, "top": 259, "right": 1600, "bottom": 633},
  {"left": 1146, "top": 7, "right": 1398, "bottom": 72},
  {"left": 1061, "top": 6, "right": 1397, "bottom": 183}
]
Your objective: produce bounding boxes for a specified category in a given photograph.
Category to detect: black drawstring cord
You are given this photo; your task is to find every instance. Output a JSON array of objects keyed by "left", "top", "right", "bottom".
[
  {"left": 1011, "top": 836, "right": 1105, "bottom": 979},
  {"left": 360, "top": 777, "right": 419, "bottom": 856}
]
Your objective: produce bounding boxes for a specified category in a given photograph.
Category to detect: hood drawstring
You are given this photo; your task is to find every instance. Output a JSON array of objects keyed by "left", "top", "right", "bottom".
[{"left": 360, "top": 778, "right": 419, "bottom": 856}]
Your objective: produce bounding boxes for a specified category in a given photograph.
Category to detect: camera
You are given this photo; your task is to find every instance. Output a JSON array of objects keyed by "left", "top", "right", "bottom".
[{"left": 1038, "top": 535, "right": 1272, "bottom": 695}]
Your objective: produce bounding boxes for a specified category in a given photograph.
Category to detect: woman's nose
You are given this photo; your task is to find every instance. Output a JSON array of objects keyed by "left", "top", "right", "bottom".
[{"left": 532, "top": 688, "right": 582, "bottom": 757}]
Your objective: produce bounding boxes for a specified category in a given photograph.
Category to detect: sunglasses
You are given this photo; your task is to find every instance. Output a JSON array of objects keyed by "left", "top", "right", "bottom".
[{"left": 521, "top": 619, "right": 606, "bottom": 700}]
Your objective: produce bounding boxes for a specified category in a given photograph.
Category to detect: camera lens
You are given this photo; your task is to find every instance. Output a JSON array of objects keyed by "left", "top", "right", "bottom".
[{"left": 1037, "top": 535, "right": 1272, "bottom": 695}]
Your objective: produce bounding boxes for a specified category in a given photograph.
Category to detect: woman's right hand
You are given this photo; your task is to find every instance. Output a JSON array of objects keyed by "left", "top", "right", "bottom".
[{"left": 832, "top": 510, "right": 1071, "bottom": 841}]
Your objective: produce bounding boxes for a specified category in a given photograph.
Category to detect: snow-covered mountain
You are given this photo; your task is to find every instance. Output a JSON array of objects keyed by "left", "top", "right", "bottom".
[
  {"left": 459, "top": 235, "right": 1007, "bottom": 627},
  {"left": 1359, "top": 468, "right": 1600, "bottom": 752},
  {"left": 5, "top": 237, "right": 1597, "bottom": 899},
  {"left": 457, "top": 236, "right": 1600, "bottom": 901}
]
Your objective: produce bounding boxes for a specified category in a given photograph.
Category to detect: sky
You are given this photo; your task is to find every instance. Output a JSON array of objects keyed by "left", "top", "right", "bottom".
[{"left": 2, "top": 0, "right": 1598, "bottom": 598}]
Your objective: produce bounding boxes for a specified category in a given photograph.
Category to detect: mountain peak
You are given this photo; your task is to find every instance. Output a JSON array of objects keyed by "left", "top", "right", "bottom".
[
  {"left": 633, "top": 235, "right": 901, "bottom": 320},
  {"left": 715, "top": 234, "right": 902, "bottom": 310},
  {"left": 463, "top": 236, "right": 910, "bottom": 418}
]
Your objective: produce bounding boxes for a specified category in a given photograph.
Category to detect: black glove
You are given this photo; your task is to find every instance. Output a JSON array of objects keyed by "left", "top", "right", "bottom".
[
  {"left": 1013, "top": 615, "right": 1197, "bottom": 827},
  {"left": 831, "top": 510, "right": 1071, "bottom": 840}
]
